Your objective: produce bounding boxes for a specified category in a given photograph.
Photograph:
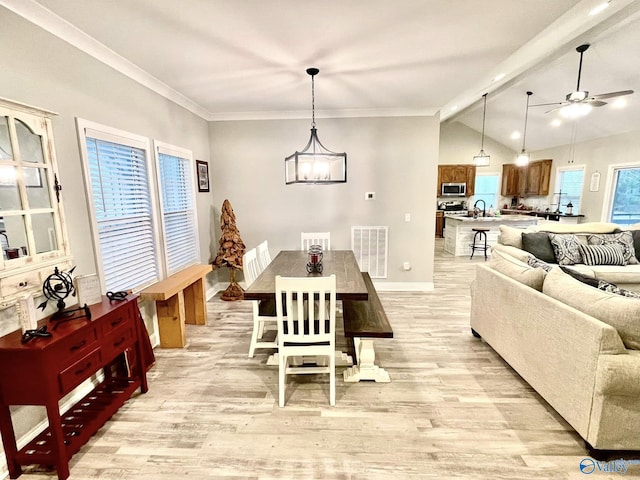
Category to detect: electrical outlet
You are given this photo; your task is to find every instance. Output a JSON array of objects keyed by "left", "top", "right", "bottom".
[
  {"left": 365, "top": 192, "right": 376, "bottom": 200},
  {"left": 403, "top": 262, "right": 411, "bottom": 271},
  {"left": 404, "top": 213, "right": 411, "bottom": 222}
]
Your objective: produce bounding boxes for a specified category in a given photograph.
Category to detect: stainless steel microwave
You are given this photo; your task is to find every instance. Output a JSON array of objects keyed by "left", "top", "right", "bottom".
[{"left": 441, "top": 182, "right": 466, "bottom": 197}]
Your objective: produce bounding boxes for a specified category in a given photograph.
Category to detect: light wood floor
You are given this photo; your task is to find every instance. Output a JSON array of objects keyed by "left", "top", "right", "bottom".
[{"left": 20, "top": 240, "right": 613, "bottom": 479}]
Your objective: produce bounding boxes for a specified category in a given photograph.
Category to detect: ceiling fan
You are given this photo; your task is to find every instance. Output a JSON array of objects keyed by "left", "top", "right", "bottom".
[{"left": 532, "top": 44, "right": 634, "bottom": 116}]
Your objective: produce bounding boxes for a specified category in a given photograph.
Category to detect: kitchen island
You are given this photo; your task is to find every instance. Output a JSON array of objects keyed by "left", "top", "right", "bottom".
[{"left": 443, "top": 215, "right": 538, "bottom": 257}]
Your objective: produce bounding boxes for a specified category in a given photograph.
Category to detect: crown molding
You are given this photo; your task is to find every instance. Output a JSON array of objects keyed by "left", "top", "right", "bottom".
[
  {"left": 2, "top": 0, "right": 212, "bottom": 120},
  {"left": 206, "top": 107, "right": 439, "bottom": 122}
]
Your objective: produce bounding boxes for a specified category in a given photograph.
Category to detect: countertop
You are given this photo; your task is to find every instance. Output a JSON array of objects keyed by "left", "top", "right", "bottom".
[
  {"left": 500, "top": 208, "right": 584, "bottom": 218},
  {"left": 444, "top": 214, "right": 536, "bottom": 222}
]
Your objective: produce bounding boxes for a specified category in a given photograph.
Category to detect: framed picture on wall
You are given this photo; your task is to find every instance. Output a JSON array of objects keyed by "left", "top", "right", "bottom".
[{"left": 196, "top": 160, "right": 210, "bottom": 192}]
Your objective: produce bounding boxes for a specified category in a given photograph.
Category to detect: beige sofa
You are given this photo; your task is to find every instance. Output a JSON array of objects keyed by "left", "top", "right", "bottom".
[
  {"left": 493, "top": 222, "right": 640, "bottom": 291},
  {"left": 470, "top": 251, "right": 640, "bottom": 452}
]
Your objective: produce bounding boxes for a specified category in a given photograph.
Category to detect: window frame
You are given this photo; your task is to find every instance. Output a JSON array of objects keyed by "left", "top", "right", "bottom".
[
  {"left": 473, "top": 171, "right": 500, "bottom": 210},
  {"left": 601, "top": 161, "right": 640, "bottom": 224},
  {"left": 554, "top": 164, "right": 585, "bottom": 214},
  {"left": 77, "top": 118, "right": 163, "bottom": 293},
  {"left": 153, "top": 140, "right": 200, "bottom": 277}
]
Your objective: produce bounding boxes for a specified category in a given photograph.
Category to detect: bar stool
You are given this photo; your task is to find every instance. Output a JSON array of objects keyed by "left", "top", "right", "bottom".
[{"left": 470, "top": 227, "right": 490, "bottom": 260}]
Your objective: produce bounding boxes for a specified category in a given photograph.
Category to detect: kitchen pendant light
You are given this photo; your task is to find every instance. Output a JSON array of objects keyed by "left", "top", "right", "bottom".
[
  {"left": 285, "top": 68, "right": 347, "bottom": 184},
  {"left": 515, "top": 91, "right": 533, "bottom": 167},
  {"left": 473, "top": 93, "right": 490, "bottom": 167}
]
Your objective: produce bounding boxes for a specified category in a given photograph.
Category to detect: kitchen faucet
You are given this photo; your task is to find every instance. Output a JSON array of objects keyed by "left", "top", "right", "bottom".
[{"left": 474, "top": 199, "right": 486, "bottom": 217}]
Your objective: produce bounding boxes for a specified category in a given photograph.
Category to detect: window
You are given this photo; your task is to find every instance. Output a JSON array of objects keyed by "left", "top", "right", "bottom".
[
  {"left": 473, "top": 173, "right": 499, "bottom": 210},
  {"left": 154, "top": 142, "right": 199, "bottom": 275},
  {"left": 79, "top": 122, "right": 159, "bottom": 292},
  {"left": 606, "top": 166, "right": 640, "bottom": 225},
  {"left": 555, "top": 166, "right": 584, "bottom": 214},
  {"left": 78, "top": 120, "right": 199, "bottom": 293}
]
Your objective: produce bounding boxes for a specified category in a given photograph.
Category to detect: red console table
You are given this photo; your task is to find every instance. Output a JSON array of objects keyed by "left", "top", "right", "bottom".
[{"left": 0, "top": 296, "right": 149, "bottom": 480}]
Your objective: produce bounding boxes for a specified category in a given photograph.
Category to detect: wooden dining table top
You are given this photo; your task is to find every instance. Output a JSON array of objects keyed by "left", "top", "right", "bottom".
[{"left": 243, "top": 250, "right": 369, "bottom": 301}]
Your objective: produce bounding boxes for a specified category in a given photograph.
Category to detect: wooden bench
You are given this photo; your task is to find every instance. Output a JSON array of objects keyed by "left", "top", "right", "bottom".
[
  {"left": 140, "top": 264, "right": 212, "bottom": 348},
  {"left": 342, "top": 272, "right": 393, "bottom": 382}
]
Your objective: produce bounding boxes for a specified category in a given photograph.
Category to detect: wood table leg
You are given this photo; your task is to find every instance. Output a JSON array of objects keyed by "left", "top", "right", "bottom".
[
  {"left": 0, "top": 400, "right": 22, "bottom": 479},
  {"left": 184, "top": 278, "right": 207, "bottom": 325},
  {"left": 45, "top": 401, "right": 70, "bottom": 480},
  {"left": 156, "top": 291, "right": 186, "bottom": 348},
  {"left": 343, "top": 337, "right": 390, "bottom": 383}
]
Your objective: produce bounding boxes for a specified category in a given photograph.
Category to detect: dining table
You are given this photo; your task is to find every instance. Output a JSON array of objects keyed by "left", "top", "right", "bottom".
[
  {"left": 243, "top": 249, "right": 369, "bottom": 302},
  {"left": 243, "top": 249, "right": 368, "bottom": 366}
]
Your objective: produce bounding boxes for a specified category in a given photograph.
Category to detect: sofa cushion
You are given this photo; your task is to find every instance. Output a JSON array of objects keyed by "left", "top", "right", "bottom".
[
  {"left": 543, "top": 267, "right": 640, "bottom": 350},
  {"left": 587, "top": 232, "right": 639, "bottom": 265},
  {"left": 489, "top": 249, "right": 546, "bottom": 291},
  {"left": 499, "top": 225, "right": 524, "bottom": 249},
  {"left": 579, "top": 243, "right": 626, "bottom": 266},
  {"left": 521, "top": 232, "right": 556, "bottom": 263},
  {"left": 492, "top": 243, "right": 533, "bottom": 263},
  {"left": 536, "top": 222, "right": 621, "bottom": 234},
  {"left": 548, "top": 233, "right": 583, "bottom": 265}
]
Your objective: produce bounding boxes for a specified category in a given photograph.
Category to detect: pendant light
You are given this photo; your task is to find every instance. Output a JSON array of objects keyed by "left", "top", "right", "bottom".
[
  {"left": 285, "top": 68, "right": 347, "bottom": 184},
  {"left": 473, "top": 93, "right": 490, "bottom": 167},
  {"left": 515, "top": 91, "right": 533, "bottom": 167}
]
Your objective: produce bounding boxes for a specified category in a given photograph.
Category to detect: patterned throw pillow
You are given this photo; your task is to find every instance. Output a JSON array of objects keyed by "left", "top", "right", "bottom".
[
  {"left": 587, "top": 232, "right": 639, "bottom": 265},
  {"left": 597, "top": 280, "right": 640, "bottom": 298},
  {"left": 578, "top": 243, "right": 626, "bottom": 266},
  {"left": 548, "top": 233, "right": 583, "bottom": 265},
  {"left": 526, "top": 256, "right": 553, "bottom": 272}
]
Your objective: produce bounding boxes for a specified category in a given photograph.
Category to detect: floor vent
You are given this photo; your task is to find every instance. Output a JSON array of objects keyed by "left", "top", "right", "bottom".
[{"left": 351, "top": 226, "right": 388, "bottom": 278}]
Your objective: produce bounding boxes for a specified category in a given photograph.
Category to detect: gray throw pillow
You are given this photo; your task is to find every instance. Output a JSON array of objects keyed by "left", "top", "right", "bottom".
[
  {"left": 521, "top": 232, "right": 556, "bottom": 263},
  {"left": 548, "top": 233, "right": 583, "bottom": 265},
  {"left": 587, "top": 231, "right": 639, "bottom": 265},
  {"left": 578, "top": 243, "right": 626, "bottom": 266}
]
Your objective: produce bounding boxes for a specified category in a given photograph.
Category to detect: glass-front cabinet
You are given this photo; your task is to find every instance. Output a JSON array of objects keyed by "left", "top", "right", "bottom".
[{"left": 0, "top": 98, "right": 71, "bottom": 306}]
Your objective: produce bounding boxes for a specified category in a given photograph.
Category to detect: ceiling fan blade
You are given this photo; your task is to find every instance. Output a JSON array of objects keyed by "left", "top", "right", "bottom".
[
  {"left": 544, "top": 104, "right": 568, "bottom": 114},
  {"left": 530, "top": 101, "right": 564, "bottom": 107},
  {"left": 590, "top": 90, "right": 634, "bottom": 100},
  {"left": 585, "top": 100, "right": 607, "bottom": 107}
]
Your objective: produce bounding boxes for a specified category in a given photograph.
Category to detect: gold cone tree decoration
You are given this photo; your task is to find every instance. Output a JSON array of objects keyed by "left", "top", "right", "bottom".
[{"left": 213, "top": 199, "right": 246, "bottom": 301}]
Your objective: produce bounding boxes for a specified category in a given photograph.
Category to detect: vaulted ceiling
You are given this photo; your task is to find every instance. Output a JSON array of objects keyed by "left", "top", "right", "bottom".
[{"left": 6, "top": 0, "right": 640, "bottom": 151}]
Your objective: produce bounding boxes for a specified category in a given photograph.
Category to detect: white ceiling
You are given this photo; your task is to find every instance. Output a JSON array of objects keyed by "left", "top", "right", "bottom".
[{"left": 6, "top": 0, "right": 640, "bottom": 151}]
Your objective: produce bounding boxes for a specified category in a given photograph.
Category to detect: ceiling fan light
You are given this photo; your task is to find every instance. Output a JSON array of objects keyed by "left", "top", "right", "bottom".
[
  {"left": 567, "top": 91, "right": 588, "bottom": 102},
  {"left": 559, "top": 103, "right": 592, "bottom": 118}
]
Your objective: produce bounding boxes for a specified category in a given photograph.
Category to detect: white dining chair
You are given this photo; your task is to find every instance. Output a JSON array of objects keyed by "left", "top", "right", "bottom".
[
  {"left": 301, "top": 232, "right": 331, "bottom": 251},
  {"left": 256, "top": 240, "right": 272, "bottom": 272},
  {"left": 275, "top": 274, "right": 337, "bottom": 407},
  {"left": 243, "top": 248, "right": 277, "bottom": 357}
]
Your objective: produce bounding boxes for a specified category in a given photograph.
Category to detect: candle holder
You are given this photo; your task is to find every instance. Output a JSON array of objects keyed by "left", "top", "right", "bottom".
[{"left": 306, "top": 245, "right": 324, "bottom": 273}]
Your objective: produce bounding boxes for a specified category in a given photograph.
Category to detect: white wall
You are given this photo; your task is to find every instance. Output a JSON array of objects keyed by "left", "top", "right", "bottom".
[
  {"left": 439, "top": 121, "right": 516, "bottom": 170},
  {"left": 534, "top": 128, "right": 640, "bottom": 222},
  {"left": 0, "top": 8, "right": 215, "bottom": 463},
  {"left": 0, "top": 9, "right": 214, "bottom": 279},
  {"left": 209, "top": 115, "right": 440, "bottom": 285}
]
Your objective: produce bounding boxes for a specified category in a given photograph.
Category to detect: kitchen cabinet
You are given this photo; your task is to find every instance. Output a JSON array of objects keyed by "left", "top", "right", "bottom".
[
  {"left": 435, "top": 211, "right": 444, "bottom": 238},
  {"left": 501, "top": 159, "right": 552, "bottom": 197},
  {"left": 437, "top": 164, "right": 476, "bottom": 196}
]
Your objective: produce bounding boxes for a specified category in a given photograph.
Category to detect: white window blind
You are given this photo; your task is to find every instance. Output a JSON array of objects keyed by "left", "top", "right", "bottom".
[
  {"left": 85, "top": 134, "right": 159, "bottom": 292},
  {"left": 157, "top": 146, "right": 198, "bottom": 275},
  {"left": 351, "top": 226, "right": 388, "bottom": 278},
  {"left": 556, "top": 167, "right": 585, "bottom": 213}
]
